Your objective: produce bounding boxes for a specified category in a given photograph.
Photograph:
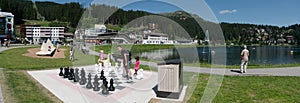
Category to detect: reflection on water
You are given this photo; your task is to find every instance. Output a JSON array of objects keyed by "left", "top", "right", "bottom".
[
  {"left": 140, "top": 49, "right": 178, "bottom": 60},
  {"left": 139, "top": 46, "right": 300, "bottom": 65}
]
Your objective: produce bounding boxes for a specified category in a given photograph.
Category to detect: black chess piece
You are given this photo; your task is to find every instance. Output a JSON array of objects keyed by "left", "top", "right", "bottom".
[
  {"left": 108, "top": 78, "right": 115, "bottom": 91},
  {"left": 79, "top": 68, "right": 86, "bottom": 85},
  {"left": 100, "top": 77, "right": 107, "bottom": 89},
  {"left": 101, "top": 77, "right": 109, "bottom": 95},
  {"left": 100, "top": 70, "right": 105, "bottom": 80},
  {"left": 63, "top": 67, "right": 69, "bottom": 78},
  {"left": 101, "top": 86, "right": 109, "bottom": 95},
  {"left": 93, "top": 74, "right": 100, "bottom": 91},
  {"left": 73, "top": 68, "right": 79, "bottom": 82},
  {"left": 68, "top": 68, "right": 74, "bottom": 80},
  {"left": 86, "top": 73, "right": 93, "bottom": 89},
  {"left": 59, "top": 67, "right": 64, "bottom": 76},
  {"left": 104, "top": 77, "right": 108, "bottom": 88}
]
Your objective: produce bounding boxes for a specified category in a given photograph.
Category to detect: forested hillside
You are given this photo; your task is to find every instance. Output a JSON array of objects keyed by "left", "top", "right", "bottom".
[{"left": 0, "top": 0, "right": 299, "bottom": 45}]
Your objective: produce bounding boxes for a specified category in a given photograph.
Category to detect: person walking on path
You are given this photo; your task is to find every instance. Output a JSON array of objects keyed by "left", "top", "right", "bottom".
[
  {"left": 70, "top": 46, "right": 75, "bottom": 61},
  {"left": 117, "top": 46, "right": 132, "bottom": 80},
  {"left": 57, "top": 43, "right": 60, "bottom": 52},
  {"left": 240, "top": 45, "right": 249, "bottom": 73}
]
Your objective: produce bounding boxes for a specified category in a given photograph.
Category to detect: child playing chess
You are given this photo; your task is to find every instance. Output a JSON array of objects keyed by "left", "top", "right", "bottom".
[
  {"left": 133, "top": 56, "right": 140, "bottom": 77},
  {"left": 98, "top": 50, "right": 104, "bottom": 65}
]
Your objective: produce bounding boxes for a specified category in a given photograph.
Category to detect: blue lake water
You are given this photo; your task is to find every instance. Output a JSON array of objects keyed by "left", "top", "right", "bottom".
[{"left": 140, "top": 46, "right": 300, "bottom": 65}]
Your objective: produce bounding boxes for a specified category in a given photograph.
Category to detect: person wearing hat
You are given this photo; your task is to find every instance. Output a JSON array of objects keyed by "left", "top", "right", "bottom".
[{"left": 240, "top": 45, "right": 249, "bottom": 73}]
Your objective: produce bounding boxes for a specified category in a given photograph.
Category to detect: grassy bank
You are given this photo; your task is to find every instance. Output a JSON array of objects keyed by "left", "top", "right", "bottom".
[
  {"left": 184, "top": 62, "right": 300, "bottom": 69},
  {"left": 187, "top": 73, "right": 300, "bottom": 102},
  {"left": 92, "top": 44, "right": 177, "bottom": 54},
  {"left": 3, "top": 70, "right": 62, "bottom": 103}
]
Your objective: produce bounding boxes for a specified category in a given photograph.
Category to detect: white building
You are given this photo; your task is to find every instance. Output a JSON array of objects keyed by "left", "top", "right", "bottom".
[
  {"left": 0, "top": 11, "right": 14, "bottom": 40},
  {"left": 84, "top": 24, "right": 107, "bottom": 36},
  {"left": 142, "top": 32, "right": 173, "bottom": 44},
  {"left": 25, "top": 26, "right": 64, "bottom": 44}
]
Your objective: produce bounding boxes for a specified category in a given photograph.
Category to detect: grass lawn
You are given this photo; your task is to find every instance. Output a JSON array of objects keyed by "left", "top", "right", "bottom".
[
  {"left": 0, "top": 46, "right": 101, "bottom": 70},
  {"left": 0, "top": 45, "right": 300, "bottom": 102},
  {"left": 187, "top": 74, "right": 300, "bottom": 103},
  {"left": 0, "top": 46, "right": 97, "bottom": 103},
  {"left": 0, "top": 46, "right": 72, "bottom": 70},
  {"left": 3, "top": 70, "right": 62, "bottom": 103},
  {"left": 92, "top": 44, "right": 184, "bottom": 55}
]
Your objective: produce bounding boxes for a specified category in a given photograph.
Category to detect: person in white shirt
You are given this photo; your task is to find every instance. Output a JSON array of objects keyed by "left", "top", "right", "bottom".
[{"left": 240, "top": 45, "right": 249, "bottom": 73}]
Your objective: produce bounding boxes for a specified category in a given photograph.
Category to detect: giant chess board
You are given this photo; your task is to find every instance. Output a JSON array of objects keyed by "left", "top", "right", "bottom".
[{"left": 28, "top": 63, "right": 158, "bottom": 103}]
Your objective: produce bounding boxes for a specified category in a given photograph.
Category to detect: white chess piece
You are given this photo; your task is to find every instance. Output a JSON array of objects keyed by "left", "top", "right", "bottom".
[
  {"left": 109, "top": 62, "right": 112, "bottom": 68},
  {"left": 95, "top": 64, "right": 99, "bottom": 73},
  {"left": 115, "top": 62, "right": 119, "bottom": 71},
  {"left": 136, "top": 69, "right": 144, "bottom": 80}
]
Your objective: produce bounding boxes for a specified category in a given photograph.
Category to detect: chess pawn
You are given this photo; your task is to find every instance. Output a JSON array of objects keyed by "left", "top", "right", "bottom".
[
  {"left": 59, "top": 67, "right": 64, "bottom": 76},
  {"left": 79, "top": 68, "right": 86, "bottom": 85},
  {"left": 108, "top": 78, "right": 115, "bottom": 91},
  {"left": 73, "top": 68, "right": 79, "bottom": 82},
  {"left": 68, "top": 68, "right": 74, "bottom": 80},
  {"left": 86, "top": 73, "right": 93, "bottom": 89},
  {"left": 93, "top": 75, "right": 100, "bottom": 91}
]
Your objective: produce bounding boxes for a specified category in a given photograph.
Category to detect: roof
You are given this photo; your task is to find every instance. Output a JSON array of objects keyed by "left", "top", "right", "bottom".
[
  {"left": 144, "top": 32, "right": 168, "bottom": 37},
  {"left": 0, "top": 12, "right": 14, "bottom": 17}
]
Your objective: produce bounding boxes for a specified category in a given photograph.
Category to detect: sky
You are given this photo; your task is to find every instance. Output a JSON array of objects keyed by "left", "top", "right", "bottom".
[{"left": 31, "top": 0, "right": 300, "bottom": 27}]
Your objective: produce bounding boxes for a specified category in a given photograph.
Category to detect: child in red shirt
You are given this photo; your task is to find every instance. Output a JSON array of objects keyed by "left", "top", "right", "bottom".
[{"left": 134, "top": 56, "right": 140, "bottom": 76}]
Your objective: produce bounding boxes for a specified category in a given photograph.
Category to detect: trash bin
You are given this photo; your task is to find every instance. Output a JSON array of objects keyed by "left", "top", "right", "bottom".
[{"left": 157, "top": 59, "right": 183, "bottom": 99}]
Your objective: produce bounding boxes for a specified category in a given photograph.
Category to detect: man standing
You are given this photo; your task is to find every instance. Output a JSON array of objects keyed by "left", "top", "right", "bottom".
[
  {"left": 240, "top": 45, "right": 249, "bottom": 73},
  {"left": 117, "top": 46, "right": 132, "bottom": 80},
  {"left": 57, "top": 43, "right": 60, "bottom": 52}
]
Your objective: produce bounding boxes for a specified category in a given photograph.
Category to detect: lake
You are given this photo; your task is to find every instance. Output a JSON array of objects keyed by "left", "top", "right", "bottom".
[{"left": 139, "top": 46, "right": 300, "bottom": 65}]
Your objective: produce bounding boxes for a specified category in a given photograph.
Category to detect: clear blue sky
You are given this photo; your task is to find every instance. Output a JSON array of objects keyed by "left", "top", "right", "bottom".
[{"left": 32, "top": 0, "right": 300, "bottom": 27}]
